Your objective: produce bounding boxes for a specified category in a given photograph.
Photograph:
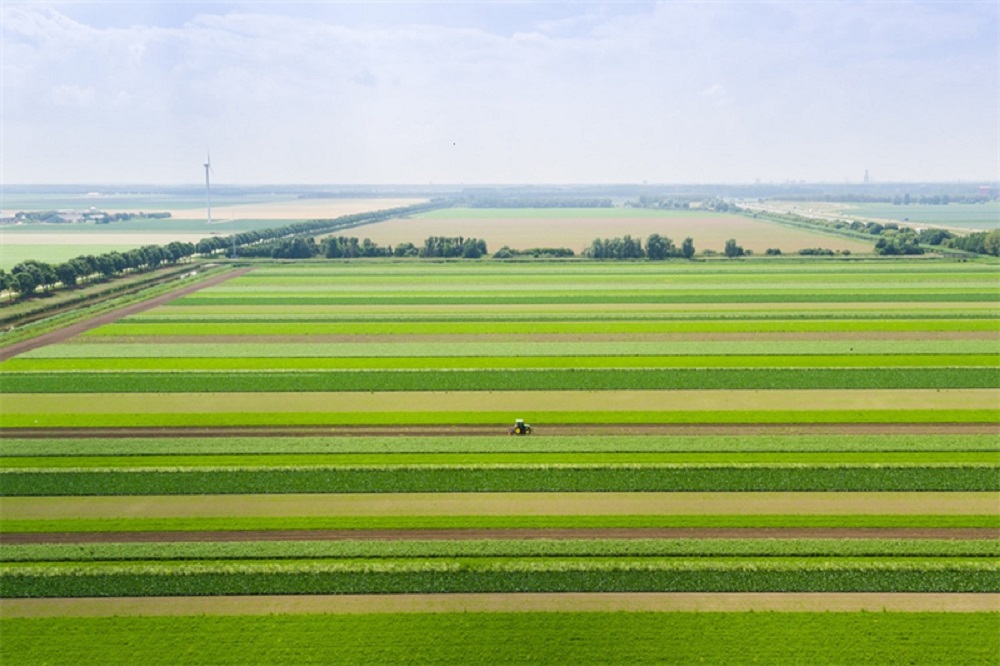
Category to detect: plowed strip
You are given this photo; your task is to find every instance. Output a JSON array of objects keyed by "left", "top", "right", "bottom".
[
  {"left": 3, "top": 527, "right": 996, "bottom": 544},
  {"left": 3, "top": 593, "right": 997, "bottom": 617}
]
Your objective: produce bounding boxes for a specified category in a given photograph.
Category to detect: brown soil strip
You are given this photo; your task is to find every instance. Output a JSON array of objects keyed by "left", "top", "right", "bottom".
[
  {"left": 5, "top": 493, "right": 997, "bottom": 520},
  {"left": 79, "top": 331, "right": 999, "bottom": 344},
  {"left": 3, "top": 593, "right": 997, "bottom": 618},
  {"left": 0, "top": 266, "right": 254, "bottom": 362},
  {"left": 3, "top": 527, "right": 996, "bottom": 545},
  {"left": 3, "top": 423, "right": 996, "bottom": 439}
]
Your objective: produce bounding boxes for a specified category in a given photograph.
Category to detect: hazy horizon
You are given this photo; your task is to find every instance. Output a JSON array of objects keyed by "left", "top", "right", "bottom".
[{"left": 3, "top": 1, "right": 998, "bottom": 185}]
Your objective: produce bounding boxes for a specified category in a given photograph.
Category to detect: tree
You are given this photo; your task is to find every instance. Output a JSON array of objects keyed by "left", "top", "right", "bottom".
[
  {"left": 14, "top": 270, "right": 36, "bottom": 297},
  {"left": 646, "top": 234, "right": 676, "bottom": 260},
  {"left": 681, "top": 237, "right": 695, "bottom": 259},
  {"left": 55, "top": 262, "right": 79, "bottom": 287},
  {"left": 724, "top": 239, "right": 745, "bottom": 258}
]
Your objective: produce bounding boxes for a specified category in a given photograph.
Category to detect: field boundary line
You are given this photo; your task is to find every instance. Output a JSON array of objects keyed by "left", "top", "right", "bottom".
[{"left": 2, "top": 593, "right": 998, "bottom": 617}]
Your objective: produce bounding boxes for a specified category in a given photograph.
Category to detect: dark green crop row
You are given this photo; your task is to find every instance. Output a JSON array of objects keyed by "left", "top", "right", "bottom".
[
  {"left": 5, "top": 367, "right": 998, "bottom": 393},
  {"left": 5, "top": 539, "right": 997, "bottom": 563},
  {"left": 3, "top": 465, "right": 996, "bottom": 496},
  {"left": 4, "top": 559, "right": 996, "bottom": 597}
]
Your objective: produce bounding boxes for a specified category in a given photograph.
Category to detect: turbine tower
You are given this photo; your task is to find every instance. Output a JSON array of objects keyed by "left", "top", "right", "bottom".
[{"left": 204, "top": 151, "right": 213, "bottom": 224}]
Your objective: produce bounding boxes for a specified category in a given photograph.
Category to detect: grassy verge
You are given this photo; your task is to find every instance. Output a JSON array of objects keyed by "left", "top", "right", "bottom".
[{"left": 3, "top": 612, "right": 997, "bottom": 665}]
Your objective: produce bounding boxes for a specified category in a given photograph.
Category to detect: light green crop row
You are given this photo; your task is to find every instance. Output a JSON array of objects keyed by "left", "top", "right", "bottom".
[
  {"left": 5, "top": 353, "right": 997, "bottom": 372},
  {"left": 5, "top": 613, "right": 997, "bottom": 666},
  {"left": 84, "top": 318, "right": 1000, "bottom": 336},
  {"left": 18, "top": 340, "right": 1000, "bottom": 359},
  {"left": 3, "top": 409, "right": 995, "bottom": 428}
]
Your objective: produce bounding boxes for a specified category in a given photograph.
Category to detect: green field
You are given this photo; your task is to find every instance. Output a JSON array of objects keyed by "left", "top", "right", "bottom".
[
  {"left": 835, "top": 201, "right": 1000, "bottom": 230},
  {"left": 5, "top": 612, "right": 997, "bottom": 666},
  {"left": 2, "top": 258, "right": 997, "bottom": 664}
]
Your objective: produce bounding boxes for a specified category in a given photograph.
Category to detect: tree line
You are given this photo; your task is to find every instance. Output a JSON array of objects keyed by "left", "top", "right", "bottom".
[
  {"left": 1, "top": 200, "right": 450, "bottom": 301},
  {"left": 238, "top": 235, "right": 488, "bottom": 260},
  {"left": 583, "top": 234, "right": 695, "bottom": 260}
]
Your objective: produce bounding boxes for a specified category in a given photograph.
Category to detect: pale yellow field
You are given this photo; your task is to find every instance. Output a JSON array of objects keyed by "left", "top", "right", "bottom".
[
  {"left": 4, "top": 389, "right": 996, "bottom": 414},
  {"left": 355, "top": 212, "right": 874, "bottom": 254},
  {"left": 4, "top": 593, "right": 996, "bottom": 617},
  {"left": 3, "top": 492, "right": 995, "bottom": 520},
  {"left": 167, "top": 198, "right": 426, "bottom": 221}
]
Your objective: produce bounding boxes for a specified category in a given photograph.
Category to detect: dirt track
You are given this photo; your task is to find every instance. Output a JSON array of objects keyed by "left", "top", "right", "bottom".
[
  {"left": 0, "top": 266, "right": 254, "bottom": 362},
  {"left": 4, "top": 423, "right": 995, "bottom": 438},
  {"left": 3, "top": 527, "right": 996, "bottom": 545}
]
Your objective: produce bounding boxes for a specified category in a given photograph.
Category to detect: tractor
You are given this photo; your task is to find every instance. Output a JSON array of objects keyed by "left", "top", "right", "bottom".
[{"left": 509, "top": 418, "right": 532, "bottom": 435}]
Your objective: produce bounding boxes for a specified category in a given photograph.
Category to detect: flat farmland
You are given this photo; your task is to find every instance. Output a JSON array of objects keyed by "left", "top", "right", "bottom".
[
  {"left": 352, "top": 207, "right": 874, "bottom": 253},
  {"left": 0, "top": 196, "right": 427, "bottom": 269},
  {"left": 1, "top": 258, "right": 998, "bottom": 664}
]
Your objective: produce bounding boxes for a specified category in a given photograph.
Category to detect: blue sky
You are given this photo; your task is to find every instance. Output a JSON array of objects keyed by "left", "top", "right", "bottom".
[{"left": 2, "top": 1, "right": 997, "bottom": 184}]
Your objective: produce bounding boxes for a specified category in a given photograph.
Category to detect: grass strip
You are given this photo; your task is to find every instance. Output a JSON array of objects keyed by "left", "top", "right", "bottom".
[{"left": 4, "top": 612, "right": 997, "bottom": 666}]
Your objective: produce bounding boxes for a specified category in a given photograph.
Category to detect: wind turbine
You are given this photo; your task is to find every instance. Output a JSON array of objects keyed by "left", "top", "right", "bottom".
[{"left": 204, "top": 151, "right": 213, "bottom": 225}]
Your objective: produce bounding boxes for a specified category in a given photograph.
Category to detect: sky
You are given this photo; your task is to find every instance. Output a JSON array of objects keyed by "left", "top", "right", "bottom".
[{"left": 2, "top": 1, "right": 998, "bottom": 185}]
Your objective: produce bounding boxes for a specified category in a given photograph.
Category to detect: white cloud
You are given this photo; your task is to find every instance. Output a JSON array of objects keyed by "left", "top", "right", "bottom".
[{"left": 1, "top": 2, "right": 996, "bottom": 183}]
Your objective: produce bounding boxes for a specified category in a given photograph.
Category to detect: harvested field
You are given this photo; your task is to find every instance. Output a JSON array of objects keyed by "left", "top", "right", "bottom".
[
  {"left": 4, "top": 492, "right": 996, "bottom": 520},
  {"left": 355, "top": 208, "right": 873, "bottom": 254},
  {"left": 3, "top": 593, "right": 997, "bottom": 617}
]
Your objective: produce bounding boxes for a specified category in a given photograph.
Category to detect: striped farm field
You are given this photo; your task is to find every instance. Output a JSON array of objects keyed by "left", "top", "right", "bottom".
[{"left": 2, "top": 257, "right": 998, "bottom": 664}]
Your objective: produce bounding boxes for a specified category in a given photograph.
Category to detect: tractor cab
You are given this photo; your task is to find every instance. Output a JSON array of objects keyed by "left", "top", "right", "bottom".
[{"left": 509, "top": 418, "right": 532, "bottom": 435}]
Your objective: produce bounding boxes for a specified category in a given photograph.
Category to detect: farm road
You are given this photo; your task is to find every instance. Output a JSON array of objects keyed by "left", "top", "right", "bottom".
[{"left": 0, "top": 266, "right": 253, "bottom": 362}]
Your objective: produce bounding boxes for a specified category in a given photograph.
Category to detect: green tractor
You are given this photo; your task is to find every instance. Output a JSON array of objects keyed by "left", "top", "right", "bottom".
[{"left": 509, "top": 418, "right": 532, "bottom": 436}]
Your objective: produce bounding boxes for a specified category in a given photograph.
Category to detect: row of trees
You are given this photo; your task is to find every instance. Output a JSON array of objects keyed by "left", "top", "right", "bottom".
[
  {"left": 465, "top": 197, "right": 612, "bottom": 208},
  {"left": 2, "top": 200, "right": 451, "bottom": 301},
  {"left": 583, "top": 235, "right": 696, "bottom": 260},
  {"left": 235, "top": 235, "right": 489, "bottom": 261},
  {"left": 2, "top": 241, "right": 198, "bottom": 299}
]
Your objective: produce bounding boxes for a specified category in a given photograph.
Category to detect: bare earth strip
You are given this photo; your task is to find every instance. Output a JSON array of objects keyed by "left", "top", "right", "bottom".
[
  {"left": 0, "top": 267, "right": 255, "bottom": 362},
  {"left": 3, "top": 527, "right": 996, "bottom": 545},
  {"left": 3, "top": 593, "right": 997, "bottom": 618},
  {"left": 3, "top": 423, "right": 995, "bottom": 438},
  {"left": 4, "top": 493, "right": 997, "bottom": 520}
]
